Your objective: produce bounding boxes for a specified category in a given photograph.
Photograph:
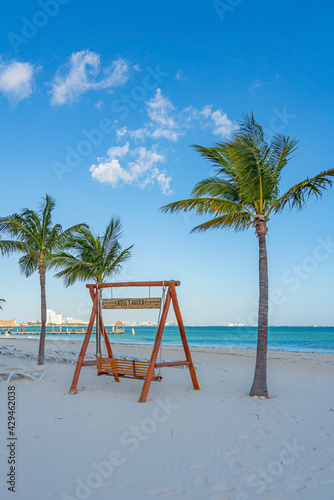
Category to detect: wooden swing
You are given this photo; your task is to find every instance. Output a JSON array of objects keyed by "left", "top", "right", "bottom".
[{"left": 69, "top": 280, "right": 200, "bottom": 402}]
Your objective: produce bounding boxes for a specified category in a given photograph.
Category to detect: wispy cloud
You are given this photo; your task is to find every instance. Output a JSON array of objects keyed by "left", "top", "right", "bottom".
[
  {"left": 90, "top": 142, "right": 171, "bottom": 194},
  {"left": 117, "top": 89, "right": 236, "bottom": 143},
  {"left": 249, "top": 75, "right": 280, "bottom": 92},
  {"left": 200, "top": 105, "right": 236, "bottom": 137},
  {"left": 0, "top": 60, "right": 36, "bottom": 103},
  {"left": 50, "top": 50, "right": 131, "bottom": 106},
  {"left": 93, "top": 90, "right": 235, "bottom": 194}
]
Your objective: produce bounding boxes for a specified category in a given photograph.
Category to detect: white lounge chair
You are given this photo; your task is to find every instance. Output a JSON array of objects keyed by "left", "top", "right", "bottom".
[{"left": 0, "top": 367, "right": 45, "bottom": 383}]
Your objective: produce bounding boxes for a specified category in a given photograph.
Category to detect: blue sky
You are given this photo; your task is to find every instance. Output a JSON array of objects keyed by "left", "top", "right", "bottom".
[{"left": 0, "top": 0, "right": 333, "bottom": 326}]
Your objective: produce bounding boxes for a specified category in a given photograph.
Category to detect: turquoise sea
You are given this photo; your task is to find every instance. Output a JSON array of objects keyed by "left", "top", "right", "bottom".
[{"left": 1, "top": 325, "right": 334, "bottom": 353}]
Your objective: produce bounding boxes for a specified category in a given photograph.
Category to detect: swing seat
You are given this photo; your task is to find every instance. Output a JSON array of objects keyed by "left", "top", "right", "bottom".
[{"left": 97, "top": 357, "right": 162, "bottom": 381}]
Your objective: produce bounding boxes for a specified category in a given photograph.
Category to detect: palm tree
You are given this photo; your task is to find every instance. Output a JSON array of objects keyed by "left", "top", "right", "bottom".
[
  {"left": 0, "top": 299, "right": 5, "bottom": 310},
  {"left": 52, "top": 216, "right": 133, "bottom": 286},
  {"left": 161, "top": 113, "right": 334, "bottom": 397},
  {"left": 52, "top": 217, "right": 133, "bottom": 358},
  {"left": 0, "top": 195, "right": 87, "bottom": 364}
]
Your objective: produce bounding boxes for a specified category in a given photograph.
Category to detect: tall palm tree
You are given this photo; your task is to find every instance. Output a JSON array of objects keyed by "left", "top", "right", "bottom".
[
  {"left": 0, "top": 195, "right": 87, "bottom": 364},
  {"left": 0, "top": 298, "right": 5, "bottom": 310},
  {"left": 52, "top": 216, "right": 133, "bottom": 286},
  {"left": 161, "top": 113, "right": 334, "bottom": 397},
  {"left": 52, "top": 216, "right": 133, "bottom": 358}
]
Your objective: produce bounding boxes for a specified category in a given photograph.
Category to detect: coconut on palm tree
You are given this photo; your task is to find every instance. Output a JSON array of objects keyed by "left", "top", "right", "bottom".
[
  {"left": 0, "top": 194, "right": 87, "bottom": 364},
  {"left": 161, "top": 113, "right": 334, "bottom": 397}
]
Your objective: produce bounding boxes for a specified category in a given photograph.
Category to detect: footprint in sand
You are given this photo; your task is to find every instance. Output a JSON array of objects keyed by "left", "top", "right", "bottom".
[
  {"left": 307, "top": 465, "right": 324, "bottom": 472},
  {"left": 210, "top": 483, "right": 235, "bottom": 492},
  {"left": 292, "top": 476, "right": 311, "bottom": 481},
  {"left": 210, "top": 496, "right": 232, "bottom": 500},
  {"left": 288, "top": 482, "right": 306, "bottom": 491},
  {"left": 225, "top": 451, "right": 239, "bottom": 457},
  {"left": 247, "top": 443, "right": 261, "bottom": 449},
  {"left": 245, "top": 475, "right": 264, "bottom": 485},
  {"left": 149, "top": 486, "right": 185, "bottom": 497},
  {"left": 193, "top": 476, "right": 208, "bottom": 486},
  {"left": 228, "top": 461, "right": 242, "bottom": 469}
]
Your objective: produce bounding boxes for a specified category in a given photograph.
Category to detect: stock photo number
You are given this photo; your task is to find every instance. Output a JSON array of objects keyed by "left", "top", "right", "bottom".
[{"left": 7, "top": 386, "right": 17, "bottom": 493}]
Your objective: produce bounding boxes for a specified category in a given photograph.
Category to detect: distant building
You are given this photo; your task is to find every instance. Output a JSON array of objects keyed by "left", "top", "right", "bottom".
[
  {"left": 47, "top": 309, "right": 64, "bottom": 325},
  {"left": 0, "top": 319, "right": 16, "bottom": 326},
  {"left": 65, "top": 317, "right": 87, "bottom": 324}
]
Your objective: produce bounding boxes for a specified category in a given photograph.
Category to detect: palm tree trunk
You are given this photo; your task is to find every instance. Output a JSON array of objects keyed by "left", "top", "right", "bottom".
[
  {"left": 249, "top": 233, "right": 269, "bottom": 397},
  {"left": 38, "top": 269, "right": 47, "bottom": 365}
]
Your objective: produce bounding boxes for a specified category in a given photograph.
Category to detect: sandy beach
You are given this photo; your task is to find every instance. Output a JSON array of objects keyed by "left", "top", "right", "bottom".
[{"left": 0, "top": 337, "right": 333, "bottom": 500}]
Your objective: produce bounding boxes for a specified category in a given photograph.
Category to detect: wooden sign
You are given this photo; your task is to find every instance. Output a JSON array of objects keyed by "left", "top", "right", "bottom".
[{"left": 102, "top": 298, "right": 161, "bottom": 310}]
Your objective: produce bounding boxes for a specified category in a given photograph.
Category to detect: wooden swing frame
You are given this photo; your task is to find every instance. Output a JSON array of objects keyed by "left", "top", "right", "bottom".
[{"left": 70, "top": 280, "right": 200, "bottom": 402}]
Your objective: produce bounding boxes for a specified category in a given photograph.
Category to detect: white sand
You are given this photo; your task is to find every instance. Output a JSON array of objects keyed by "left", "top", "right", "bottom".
[{"left": 0, "top": 337, "right": 333, "bottom": 500}]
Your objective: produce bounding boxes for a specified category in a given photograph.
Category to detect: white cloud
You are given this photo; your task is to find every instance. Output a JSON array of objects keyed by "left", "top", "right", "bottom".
[
  {"left": 90, "top": 143, "right": 171, "bottom": 194},
  {"left": 108, "top": 91, "right": 235, "bottom": 193},
  {"left": 0, "top": 60, "right": 36, "bottom": 103},
  {"left": 147, "top": 89, "right": 179, "bottom": 141},
  {"left": 210, "top": 109, "right": 235, "bottom": 137},
  {"left": 200, "top": 105, "right": 236, "bottom": 138},
  {"left": 115, "top": 126, "right": 128, "bottom": 140},
  {"left": 249, "top": 75, "right": 280, "bottom": 92},
  {"left": 117, "top": 89, "right": 236, "bottom": 144},
  {"left": 200, "top": 105, "right": 212, "bottom": 119},
  {"left": 118, "top": 89, "right": 196, "bottom": 143},
  {"left": 50, "top": 50, "right": 130, "bottom": 106}
]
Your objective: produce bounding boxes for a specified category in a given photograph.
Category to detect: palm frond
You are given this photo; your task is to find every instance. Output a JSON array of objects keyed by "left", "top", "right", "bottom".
[
  {"left": 272, "top": 168, "right": 334, "bottom": 213},
  {"left": 161, "top": 197, "right": 254, "bottom": 218},
  {"left": 0, "top": 239, "right": 27, "bottom": 256},
  {"left": 191, "top": 177, "right": 241, "bottom": 202},
  {"left": 53, "top": 252, "right": 96, "bottom": 287},
  {"left": 191, "top": 212, "right": 252, "bottom": 233},
  {"left": 53, "top": 218, "right": 132, "bottom": 285},
  {"left": 18, "top": 254, "right": 38, "bottom": 277},
  {"left": 270, "top": 135, "right": 299, "bottom": 179},
  {"left": 101, "top": 245, "right": 133, "bottom": 281},
  {"left": 0, "top": 214, "right": 40, "bottom": 246}
]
